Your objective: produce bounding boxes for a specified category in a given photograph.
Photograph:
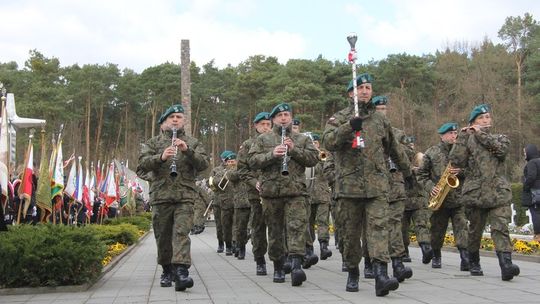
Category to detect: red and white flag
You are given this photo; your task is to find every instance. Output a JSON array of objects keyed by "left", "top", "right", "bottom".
[
  {"left": 19, "top": 140, "right": 34, "bottom": 217},
  {"left": 104, "top": 162, "right": 117, "bottom": 207}
]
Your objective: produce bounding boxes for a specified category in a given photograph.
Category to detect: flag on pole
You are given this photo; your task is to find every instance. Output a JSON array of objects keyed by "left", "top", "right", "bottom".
[
  {"left": 36, "top": 132, "right": 52, "bottom": 214},
  {"left": 19, "top": 135, "right": 34, "bottom": 218},
  {"left": 83, "top": 164, "right": 92, "bottom": 218},
  {"left": 74, "top": 156, "right": 83, "bottom": 202},
  {"left": 104, "top": 162, "right": 117, "bottom": 207},
  {"left": 64, "top": 158, "right": 77, "bottom": 198},
  {"left": 51, "top": 139, "right": 64, "bottom": 199},
  {"left": 0, "top": 95, "right": 9, "bottom": 205}
]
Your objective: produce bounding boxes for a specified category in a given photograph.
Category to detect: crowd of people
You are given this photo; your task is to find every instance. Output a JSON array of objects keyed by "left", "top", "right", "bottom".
[{"left": 135, "top": 72, "right": 538, "bottom": 297}]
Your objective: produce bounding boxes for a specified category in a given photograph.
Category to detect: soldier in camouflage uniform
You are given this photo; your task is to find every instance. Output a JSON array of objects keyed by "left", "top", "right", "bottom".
[
  {"left": 449, "top": 104, "right": 519, "bottom": 281},
  {"left": 227, "top": 152, "right": 251, "bottom": 260},
  {"left": 305, "top": 134, "right": 333, "bottom": 261},
  {"left": 248, "top": 103, "right": 319, "bottom": 287},
  {"left": 237, "top": 112, "right": 272, "bottom": 275},
  {"left": 368, "top": 96, "right": 413, "bottom": 282},
  {"left": 217, "top": 152, "right": 237, "bottom": 256},
  {"left": 322, "top": 74, "right": 413, "bottom": 296},
  {"left": 137, "top": 104, "right": 209, "bottom": 292},
  {"left": 417, "top": 122, "right": 469, "bottom": 270},
  {"left": 208, "top": 152, "right": 231, "bottom": 253},
  {"left": 401, "top": 144, "right": 433, "bottom": 263},
  {"left": 191, "top": 180, "right": 210, "bottom": 235}
]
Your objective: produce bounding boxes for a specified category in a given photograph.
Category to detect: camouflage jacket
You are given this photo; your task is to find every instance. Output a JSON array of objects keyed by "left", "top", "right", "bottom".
[
  {"left": 387, "top": 127, "right": 408, "bottom": 203},
  {"left": 306, "top": 160, "right": 332, "bottom": 204},
  {"left": 449, "top": 128, "right": 511, "bottom": 208},
  {"left": 248, "top": 125, "right": 319, "bottom": 198},
  {"left": 228, "top": 169, "right": 251, "bottom": 208},
  {"left": 237, "top": 135, "right": 262, "bottom": 201},
  {"left": 209, "top": 164, "right": 235, "bottom": 209},
  {"left": 136, "top": 129, "right": 209, "bottom": 205},
  {"left": 417, "top": 141, "right": 464, "bottom": 209},
  {"left": 321, "top": 102, "right": 411, "bottom": 199},
  {"left": 404, "top": 147, "right": 429, "bottom": 210}
]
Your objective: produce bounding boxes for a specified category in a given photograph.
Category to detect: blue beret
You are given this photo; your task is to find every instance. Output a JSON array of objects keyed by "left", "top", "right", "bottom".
[
  {"left": 438, "top": 122, "right": 458, "bottom": 134},
  {"left": 347, "top": 73, "right": 373, "bottom": 92},
  {"left": 468, "top": 104, "right": 490, "bottom": 123},
  {"left": 292, "top": 118, "right": 301, "bottom": 125},
  {"left": 158, "top": 104, "right": 184, "bottom": 124},
  {"left": 224, "top": 152, "right": 236, "bottom": 161},
  {"left": 220, "top": 150, "right": 232, "bottom": 160},
  {"left": 269, "top": 103, "right": 292, "bottom": 118},
  {"left": 253, "top": 112, "right": 270, "bottom": 123},
  {"left": 372, "top": 95, "right": 388, "bottom": 106},
  {"left": 311, "top": 133, "right": 320, "bottom": 141}
]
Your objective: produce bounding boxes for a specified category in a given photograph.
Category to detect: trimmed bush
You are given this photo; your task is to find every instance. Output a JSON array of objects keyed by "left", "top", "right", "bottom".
[
  {"left": 87, "top": 223, "right": 140, "bottom": 245},
  {"left": 103, "top": 215, "right": 151, "bottom": 232},
  {"left": 511, "top": 183, "right": 528, "bottom": 226},
  {"left": 0, "top": 225, "right": 106, "bottom": 288}
]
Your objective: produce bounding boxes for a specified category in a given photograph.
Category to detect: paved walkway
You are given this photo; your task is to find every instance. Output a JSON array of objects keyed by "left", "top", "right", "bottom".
[{"left": 2, "top": 227, "right": 540, "bottom": 304}]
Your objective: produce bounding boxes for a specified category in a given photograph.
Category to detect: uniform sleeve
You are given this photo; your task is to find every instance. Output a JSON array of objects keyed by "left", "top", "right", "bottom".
[
  {"left": 417, "top": 151, "right": 435, "bottom": 193},
  {"left": 137, "top": 140, "right": 163, "bottom": 174},
  {"left": 474, "top": 131, "right": 510, "bottom": 161},
  {"left": 183, "top": 140, "right": 209, "bottom": 172},
  {"left": 237, "top": 140, "right": 259, "bottom": 190},
  {"left": 289, "top": 137, "right": 320, "bottom": 167},
  {"left": 322, "top": 154, "right": 336, "bottom": 188},
  {"left": 248, "top": 137, "right": 278, "bottom": 170},
  {"left": 385, "top": 123, "right": 412, "bottom": 178},
  {"left": 322, "top": 114, "right": 354, "bottom": 152},
  {"left": 449, "top": 131, "right": 470, "bottom": 168}
]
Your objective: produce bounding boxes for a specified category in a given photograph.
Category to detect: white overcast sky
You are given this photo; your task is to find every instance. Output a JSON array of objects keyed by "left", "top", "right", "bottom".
[{"left": 0, "top": 0, "right": 538, "bottom": 73}]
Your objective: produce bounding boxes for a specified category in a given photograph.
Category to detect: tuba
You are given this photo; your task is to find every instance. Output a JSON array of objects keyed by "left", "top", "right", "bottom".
[{"left": 428, "top": 163, "right": 460, "bottom": 211}]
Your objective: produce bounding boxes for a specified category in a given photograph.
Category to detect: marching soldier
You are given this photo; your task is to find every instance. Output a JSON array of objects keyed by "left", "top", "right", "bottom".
[
  {"left": 228, "top": 152, "right": 251, "bottom": 260},
  {"left": 208, "top": 151, "right": 232, "bottom": 253},
  {"left": 322, "top": 74, "right": 413, "bottom": 296},
  {"left": 417, "top": 122, "right": 469, "bottom": 270},
  {"left": 191, "top": 179, "right": 210, "bottom": 235},
  {"left": 217, "top": 151, "right": 237, "bottom": 256},
  {"left": 137, "top": 104, "right": 209, "bottom": 292},
  {"left": 449, "top": 104, "right": 519, "bottom": 281},
  {"left": 248, "top": 103, "right": 319, "bottom": 287},
  {"left": 237, "top": 111, "right": 272, "bottom": 275}
]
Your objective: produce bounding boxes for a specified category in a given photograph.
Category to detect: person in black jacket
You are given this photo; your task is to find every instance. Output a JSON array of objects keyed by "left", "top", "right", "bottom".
[{"left": 522, "top": 144, "right": 540, "bottom": 242}]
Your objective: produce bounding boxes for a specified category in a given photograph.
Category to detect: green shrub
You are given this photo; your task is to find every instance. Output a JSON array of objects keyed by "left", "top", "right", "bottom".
[
  {"left": 511, "top": 183, "right": 528, "bottom": 226},
  {"left": 102, "top": 215, "right": 151, "bottom": 231},
  {"left": 87, "top": 223, "right": 140, "bottom": 245},
  {"left": 0, "top": 225, "right": 106, "bottom": 288}
]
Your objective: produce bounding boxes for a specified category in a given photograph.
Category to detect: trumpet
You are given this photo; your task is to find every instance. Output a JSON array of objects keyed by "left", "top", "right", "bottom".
[
  {"left": 319, "top": 150, "right": 328, "bottom": 161},
  {"left": 170, "top": 127, "right": 178, "bottom": 177}
]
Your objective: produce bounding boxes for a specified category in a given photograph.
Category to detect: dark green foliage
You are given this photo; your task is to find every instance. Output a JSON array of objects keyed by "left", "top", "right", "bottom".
[
  {"left": 86, "top": 223, "right": 140, "bottom": 245},
  {"left": 511, "top": 183, "right": 528, "bottom": 226},
  {"left": 102, "top": 215, "right": 152, "bottom": 232},
  {"left": 0, "top": 225, "right": 106, "bottom": 288}
]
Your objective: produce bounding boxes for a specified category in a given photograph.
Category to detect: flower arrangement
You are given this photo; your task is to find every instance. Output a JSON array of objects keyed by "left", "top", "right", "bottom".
[{"left": 102, "top": 242, "right": 128, "bottom": 266}]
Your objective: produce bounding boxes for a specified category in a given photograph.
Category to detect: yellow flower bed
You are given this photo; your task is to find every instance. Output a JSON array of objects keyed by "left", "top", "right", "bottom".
[
  {"left": 409, "top": 234, "right": 540, "bottom": 255},
  {"left": 102, "top": 242, "right": 128, "bottom": 266}
]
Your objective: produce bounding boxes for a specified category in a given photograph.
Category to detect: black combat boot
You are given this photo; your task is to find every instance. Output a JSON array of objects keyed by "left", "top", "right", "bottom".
[
  {"left": 364, "top": 258, "right": 374, "bottom": 279},
  {"left": 496, "top": 251, "right": 520, "bottom": 281},
  {"left": 282, "top": 255, "right": 292, "bottom": 274},
  {"left": 432, "top": 248, "right": 442, "bottom": 268},
  {"left": 290, "top": 255, "right": 307, "bottom": 286},
  {"left": 469, "top": 251, "right": 484, "bottom": 276},
  {"left": 160, "top": 264, "right": 173, "bottom": 287},
  {"left": 237, "top": 245, "right": 246, "bottom": 260},
  {"left": 391, "top": 257, "right": 413, "bottom": 282},
  {"left": 174, "top": 264, "right": 194, "bottom": 292},
  {"left": 346, "top": 266, "right": 360, "bottom": 292},
  {"left": 373, "top": 261, "right": 399, "bottom": 297},
  {"left": 302, "top": 245, "right": 319, "bottom": 269},
  {"left": 217, "top": 240, "right": 224, "bottom": 253},
  {"left": 458, "top": 247, "right": 470, "bottom": 271},
  {"left": 225, "top": 242, "right": 233, "bottom": 256},
  {"left": 402, "top": 247, "right": 411, "bottom": 263},
  {"left": 255, "top": 256, "right": 267, "bottom": 276},
  {"left": 419, "top": 242, "right": 434, "bottom": 264},
  {"left": 273, "top": 259, "right": 285, "bottom": 283},
  {"left": 319, "top": 240, "right": 333, "bottom": 260},
  {"left": 233, "top": 241, "right": 239, "bottom": 257}
]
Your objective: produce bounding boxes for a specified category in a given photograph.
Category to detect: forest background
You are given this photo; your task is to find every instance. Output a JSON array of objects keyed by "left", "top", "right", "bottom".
[{"left": 0, "top": 13, "right": 538, "bottom": 181}]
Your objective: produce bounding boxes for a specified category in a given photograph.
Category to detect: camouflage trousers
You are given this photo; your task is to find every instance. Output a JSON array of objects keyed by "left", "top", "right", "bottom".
[
  {"left": 193, "top": 197, "right": 207, "bottom": 228},
  {"left": 431, "top": 205, "right": 468, "bottom": 250},
  {"left": 307, "top": 202, "right": 331, "bottom": 244},
  {"left": 249, "top": 199, "right": 267, "bottom": 258},
  {"left": 468, "top": 205, "right": 512, "bottom": 252},
  {"left": 388, "top": 200, "right": 406, "bottom": 257},
  {"left": 221, "top": 207, "right": 234, "bottom": 244},
  {"left": 152, "top": 202, "right": 194, "bottom": 266},
  {"left": 262, "top": 196, "right": 307, "bottom": 261},
  {"left": 214, "top": 204, "right": 224, "bottom": 242},
  {"left": 330, "top": 199, "right": 342, "bottom": 252},
  {"left": 338, "top": 196, "right": 390, "bottom": 265},
  {"left": 234, "top": 207, "right": 251, "bottom": 247},
  {"left": 402, "top": 207, "right": 432, "bottom": 248}
]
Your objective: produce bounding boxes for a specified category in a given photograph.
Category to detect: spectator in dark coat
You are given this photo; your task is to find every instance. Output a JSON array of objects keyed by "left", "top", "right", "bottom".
[{"left": 522, "top": 144, "right": 540, "bottom": 241}]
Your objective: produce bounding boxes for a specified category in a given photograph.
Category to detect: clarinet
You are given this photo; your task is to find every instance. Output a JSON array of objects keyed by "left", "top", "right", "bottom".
[
  {"left": 170, "top": 127, "right": 178, "bottom": 177},
  {"left": 281, "top": 125, "right": 289, "bottom": 176}
]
